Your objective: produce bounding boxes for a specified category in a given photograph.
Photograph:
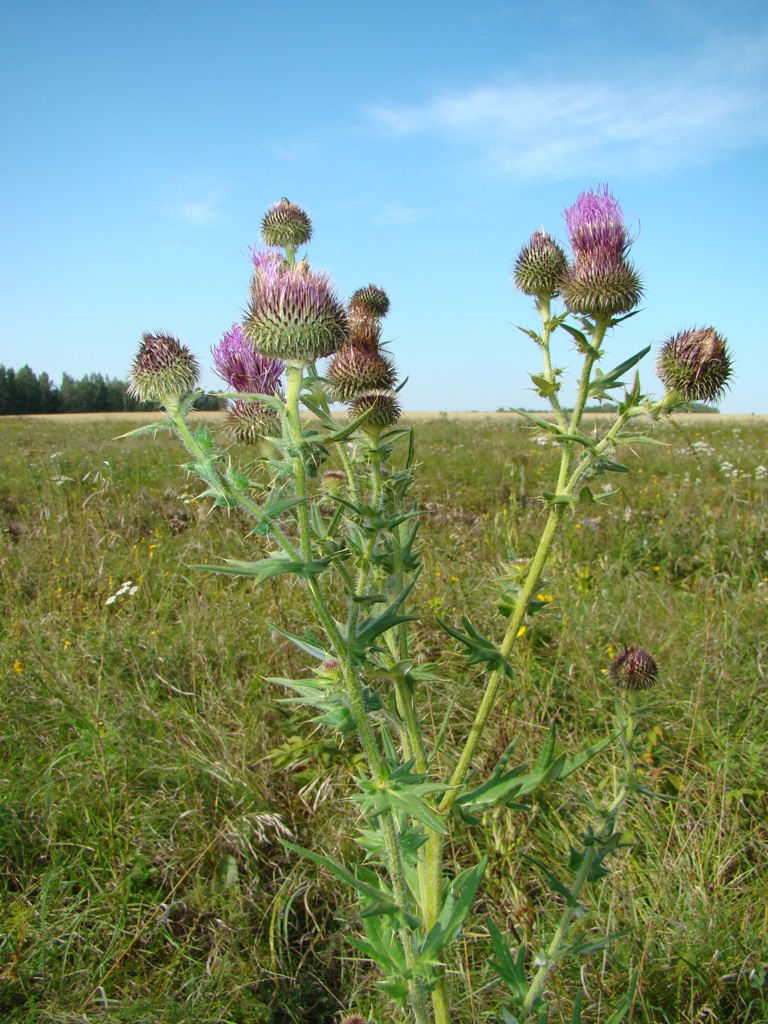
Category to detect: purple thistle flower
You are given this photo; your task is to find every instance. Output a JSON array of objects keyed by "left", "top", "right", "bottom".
[
  {"left": 564, "top": 185, "right": 630, "bottom": 261},
  {"left": 247, "top": 246, "right": 285, "bottom": 273},
  {"left": 212, "top": 323, "right": 285, "bottom": 395},
  {"left": 562, "top": 185, "right": 642, "bottom": 318}
]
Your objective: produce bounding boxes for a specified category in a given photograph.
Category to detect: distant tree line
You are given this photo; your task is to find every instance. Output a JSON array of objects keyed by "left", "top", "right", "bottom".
[{"left": 0, "top": 365, "right": 224, "bottom": 415}]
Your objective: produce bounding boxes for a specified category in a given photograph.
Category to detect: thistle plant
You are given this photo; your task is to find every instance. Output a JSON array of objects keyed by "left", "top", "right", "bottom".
[{"left": 124, "top": 189, "right": 732, "bottom": 1023}]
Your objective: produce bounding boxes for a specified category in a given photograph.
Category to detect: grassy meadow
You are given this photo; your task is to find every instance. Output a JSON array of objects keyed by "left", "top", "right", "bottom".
[{"left": 1, "top": 412, "right": 767, "bottom": 1023}]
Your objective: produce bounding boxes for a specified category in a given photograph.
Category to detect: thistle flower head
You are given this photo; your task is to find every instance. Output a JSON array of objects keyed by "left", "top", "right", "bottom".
[
  {"left": 244, "top": 258, "right": 349, "bottom": 363},
  {"left": 349, "top": 284, "right": 390, "bottom": 319},
  {"left": 513, "top": 230, "right": 568, "bottom": 298},
  {"left": 326, "top": 345, "right": 397, "bottom": 402},
  {"left": 348, "top": 389, "right": 401, "bottom": 428},
  {"left": 212, "top": 323, "right": 285, "bottom": 395},
  {"left": 321, "top": 470, "right": 346, "bottom": 493},
  {"left": 565, "top": 185, "right": 630, "bottom": 259},
  {"left": 260, "top": 198, "right": 312, "bottom": 250},
  {"left": 562, "top": 185, "right": 642, "bottom": 317},
  {"left": 224, "top": 398, "right": 280, "bottom": 444},
  {"left": 128, "top": 332, "right": 201, "bottom": 404},
  {"left": 247, "top": 246, "right": 285, "bottom": 273},
  {"left": 347, "top": 307, "right": 383, "bottom": 352},
  {"left": 656, "top": 327, "right": 733, "bottom": 404},
  {"left": 609, "top": 644, "right": 659, "bottom": 691}
]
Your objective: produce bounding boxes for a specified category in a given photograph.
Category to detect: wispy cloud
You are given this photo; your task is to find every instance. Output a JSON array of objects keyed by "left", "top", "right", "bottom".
[
  {"left": 373, "top": 202, "right": 427, "bottom": 226},
  {"left": 367, "top": 32, "right": 768, "bottom": 179},
  {"left": 161, "top": 188, "right": 228, "bottom": 226}
]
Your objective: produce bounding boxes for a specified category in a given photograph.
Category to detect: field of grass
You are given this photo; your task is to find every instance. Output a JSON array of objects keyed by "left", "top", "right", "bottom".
[{"left": 1, "top": 412, "right": 767, "bottom": 1023}]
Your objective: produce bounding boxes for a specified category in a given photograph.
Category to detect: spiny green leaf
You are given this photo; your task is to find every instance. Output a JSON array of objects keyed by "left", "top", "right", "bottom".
[
  {"left": 269, "top": 624, "right": 328, "bottom": 661},
  {"left": 115, "top": 420, "right": 173, "bottom": 439},
  {"left": 211, "top": 390, "right": 285, "bottom": 412},
  {"left": 588, "top": 344, "right": 652, "bottom": 396},
  {"left": 418, "top": 859, "right": 487, "bottom": 960},
  {"left": 487, "top": 919, "right": 528, "bottom": 1003},
  {"left": 542, "top": 491, "right": 578, "bottom": 506},
  {"left": 515, "top": 325, "right": 543, "bottom": 344},
  {"left": 559, "top": 322, "right": 597, "bottom": 353},
  {"left": 436, "top": 616, "right": 514, "bottom": 677},
  {"left": 530, "top": 373, "right": 561, "bottom": 398}
]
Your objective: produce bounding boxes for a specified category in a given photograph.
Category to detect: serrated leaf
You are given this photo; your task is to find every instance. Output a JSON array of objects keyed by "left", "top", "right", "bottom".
[
  {"left": 511, "top": 408, "right": 559, "bottom": 434},
  {"left": 437, "top": 616, "right": 514, "bottom": 677},
  {"left": 595, "top": 459, "right": 630, "bottom": 474},
  {"left": 115, "top": 420, "right": 172, "bottom": 439},
  {"left": 418, "top": 859, "right": 487, "bottom": 960},
  {"left": 614, "top": 432, "right": 667, "bottom": 446},
  {"left": 324, "top": 403, "right": 376, "bottom": 444},
  {"left": 559, "top": 322, "right": 597, "bottom": 352},
  {"left": 515, "top": 325, "right": 543, "bottom": 344},
  {"left": 523, "top": 853, "right": 574, "bottom": 905},
  {"left": 487, "top": 918, "right": 528, "bottom": 1003},
  {"left": 211, "top": 390, "right": 285, "bottom": 412},
  {"left": 190, "top": 553, "right": 335, "bottom": 584},
  {"left": 542, "top": 491, "right": 578, "bottom": 506},
  {"left": 551, "top": 432, "right": 597, "bottom": 449},
  {"left": 279, "top": 839, "right": 422, "bottom": 926},
  {"left": 269, "top": 624, "right": 328, "bottom": 661},
  {"left": 588, "top": 345, "right": 652, "bottom": 396},
  {"left": 559, "top": 723, "right": 624, "bottom": 779},
  {"left": 530, "top": 373, "right": 561, "bottom": 398}
]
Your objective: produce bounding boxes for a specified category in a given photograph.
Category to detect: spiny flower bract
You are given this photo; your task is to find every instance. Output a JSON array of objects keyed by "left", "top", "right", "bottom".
[
  {"left": 128, "top": 332, "right": 201, "bottom": 404},
  {"left": 260, "top": 198, "right": 312, "bottom": 250},
  {"left": 326, "top": 345, "right": 397, "bottom": 402},
  {"left": 657, "top": 327, "right": 733, "bottom": 404},
  {"left": 609, "top": 644, "right": 659, "bottom": 691},
  {"left": 513, "top": 230, "right": 568, "bottom": 298},
  {"left": 244, "top": 255, "right": 348, "bottom": 363},
  {"left": 349, "top": 284, "right": 390, "bottom": 319},
  {"left": 348, "top": 389, "right": 401, "bottom": 428}
]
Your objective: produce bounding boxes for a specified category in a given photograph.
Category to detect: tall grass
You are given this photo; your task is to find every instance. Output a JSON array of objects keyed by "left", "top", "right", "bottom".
[{"left": 1, "top": 414, "right": 767, "bottom": 1023}]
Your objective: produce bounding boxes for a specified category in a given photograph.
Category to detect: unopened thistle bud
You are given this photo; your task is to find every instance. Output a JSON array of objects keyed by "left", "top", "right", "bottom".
[
  {"left": 260, "top": 198, "right": 312, "bottom": 250},
  {"left": 128, "top": 332, "right": 201, "bottom": 404},
  {"left": 609, "top": 644, "right": 658, "bottom": 691},
  {"left": 348, "top": 389, "right": 401, "bottom": 428},
  {"left": 224, "top": 398, "right": 280, "bottom": 444},
  {"left": 244, "top": 258, "right": 348, "bottom": 363},
  {"left": 326, "top": 346, "right": 397, "bottom": 402},
  {"left": 562, "top": 186, "right": 642, "bottom": 318},
  {"left": 347, "top": 308, "right": 383, "bottom": 352},
  {"left": 656, "top": 327, "right": 733, "bottom": 404},
  {"left": 321, "top": 470, "right": 346, "bottom": 493},
  {"left": 349, "top": 284, "right": 390, "bottom": 319},
  {"left": 513, "top": 230, "right": 568, "bottom": 298},
  {"left": 341, "top": 1017, "right": 366, "bottom": 1024}
]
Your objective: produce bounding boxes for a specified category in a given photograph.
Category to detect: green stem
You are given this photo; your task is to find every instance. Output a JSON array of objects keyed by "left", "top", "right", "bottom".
[
  {"left": 536, "top": 296, "right": 567, "bottom": 432},
  {"left": 164, "top": 401, "right": 300, "bottom": 560},
  {"left": 523, "top": 695, "right": 638, "bottom": 1017},
  {"left": 284, "top": 362, "right": 312, "bottom": 562},
  {"left": 438, "top": 500, "right": 567, "bottom": 816}
]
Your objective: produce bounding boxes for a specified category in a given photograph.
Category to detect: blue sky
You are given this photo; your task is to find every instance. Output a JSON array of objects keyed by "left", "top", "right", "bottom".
[{"left": 2, "top": 0, "right": 767, "bottom": 412}]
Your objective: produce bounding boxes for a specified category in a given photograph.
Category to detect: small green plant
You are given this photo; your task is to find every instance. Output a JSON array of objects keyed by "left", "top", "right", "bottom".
[{"left": 123, "top": 190, "right": 732, "bottom": 1022}]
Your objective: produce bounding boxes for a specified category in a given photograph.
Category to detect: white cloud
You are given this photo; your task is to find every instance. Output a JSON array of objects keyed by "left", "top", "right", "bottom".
[
  {"left": 367, "top": 31, "right": 768, "bottom": 179},
  {"left": 373, "top": 202, "right": 426, "bottom": 226},
  {"left": 162, "top": 188, "right": 228, "bottom": 226}
]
